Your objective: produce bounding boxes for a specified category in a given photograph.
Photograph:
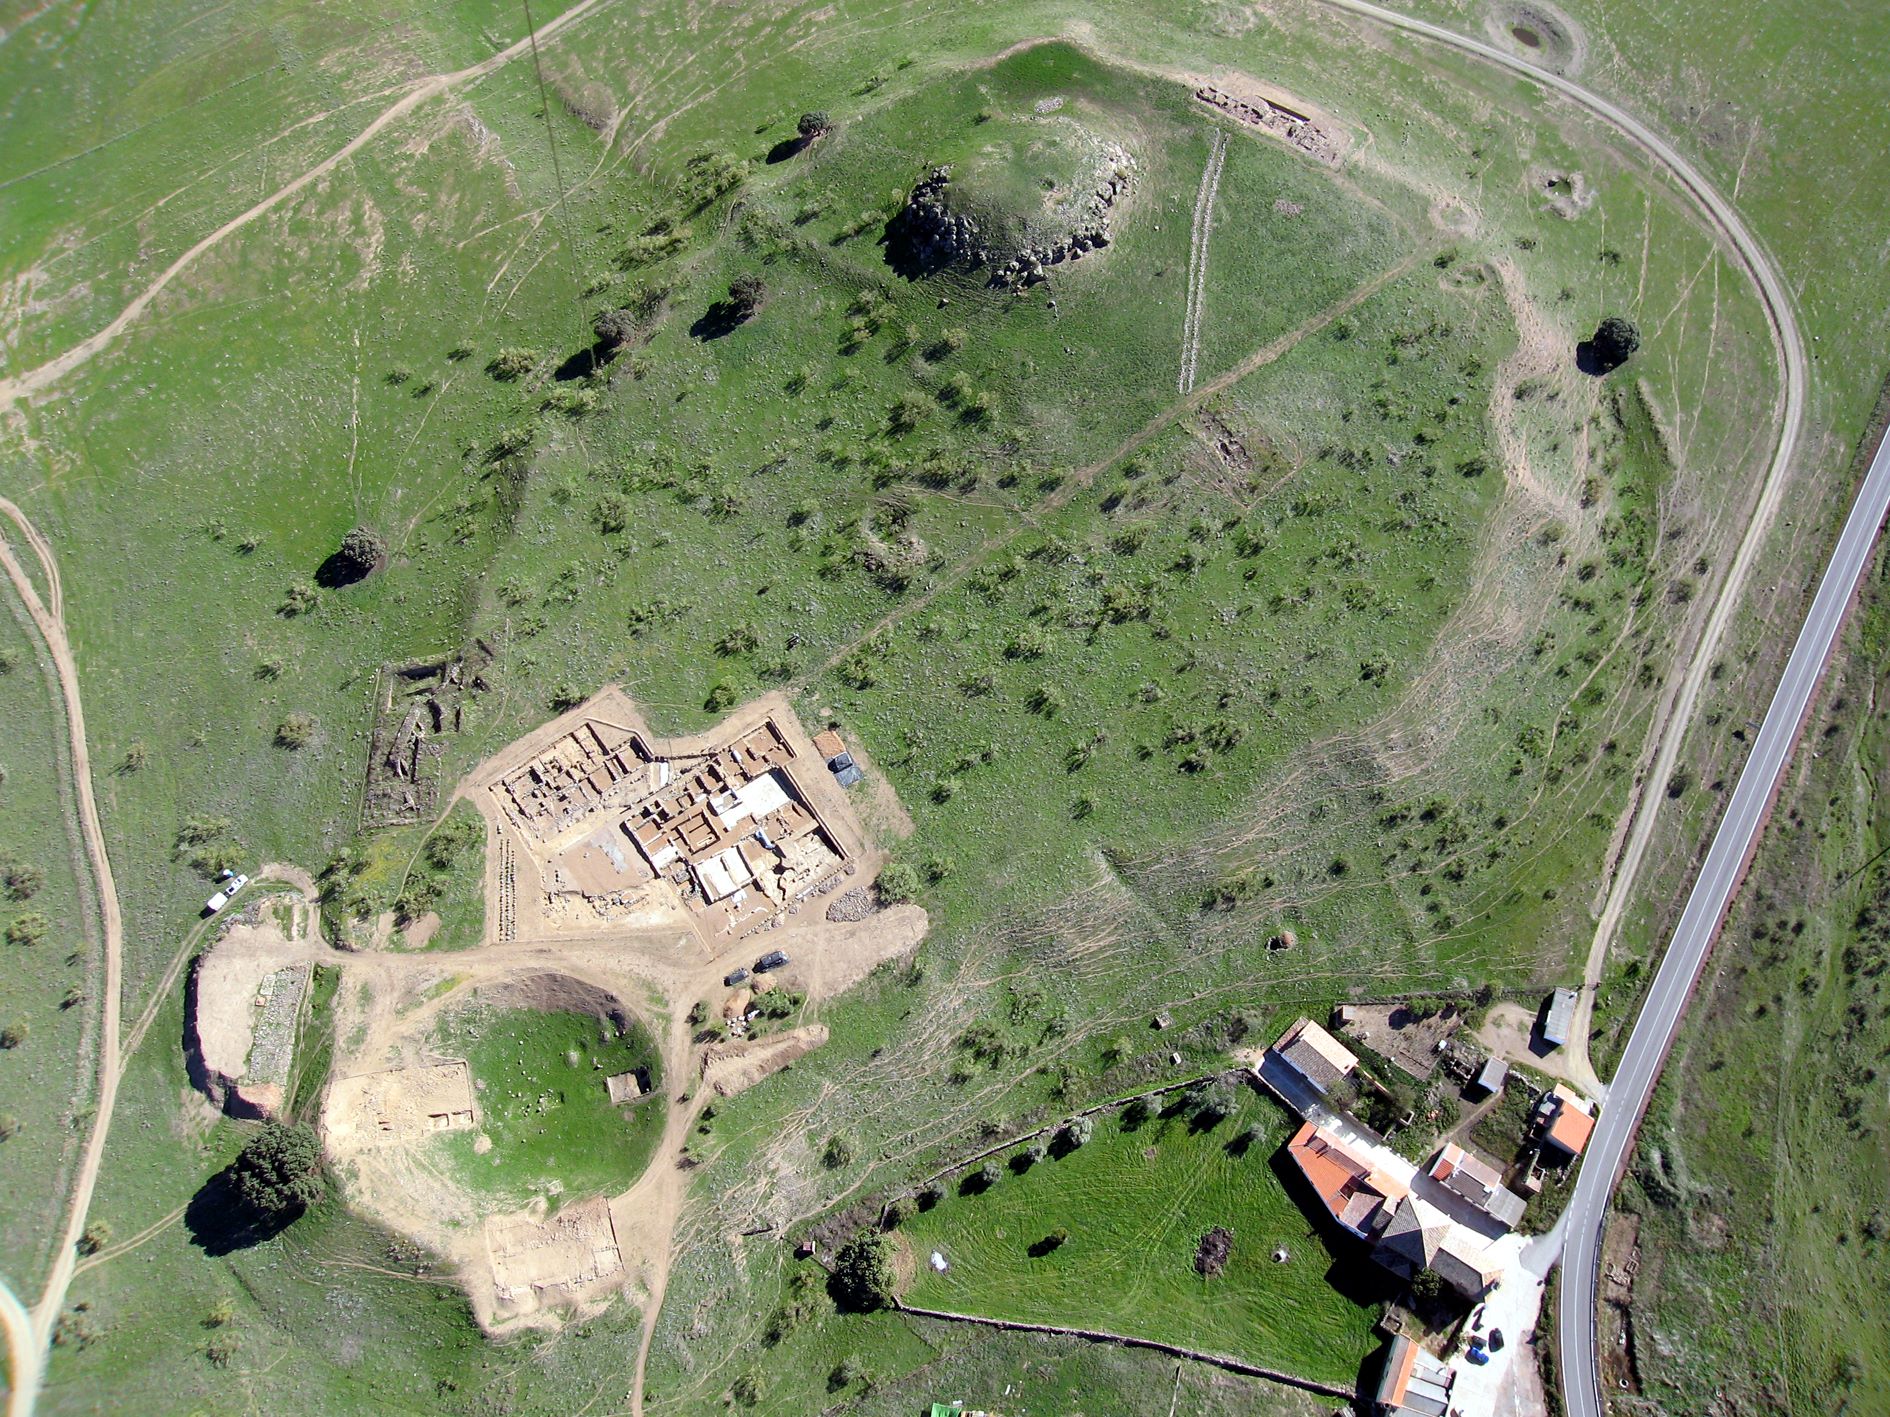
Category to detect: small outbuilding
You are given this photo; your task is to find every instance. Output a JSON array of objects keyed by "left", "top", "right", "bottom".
[
  {"left": 1471, "top": 1055, "right": 1510, "bottom": 1098},
  {"left": 1540, "top": 987, "right": 1578, "bottom": 1048}
]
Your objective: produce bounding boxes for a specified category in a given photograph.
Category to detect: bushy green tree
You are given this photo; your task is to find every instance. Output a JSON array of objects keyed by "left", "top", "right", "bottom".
[
  {"left": 332, "top": 525, "right": 386, "bottom": 583},
  {"left": 232, "top": 1121, "right": 326, "bottom": 1219},
  {"left": 876, "top": 861, "right": 920, "bottom": 903},
  {"left": 1588, "top": 315, "right": 1641, "bottom": 373},
  {"left": 831, "top": 1233, "right": 896, "bottom": 1311}
]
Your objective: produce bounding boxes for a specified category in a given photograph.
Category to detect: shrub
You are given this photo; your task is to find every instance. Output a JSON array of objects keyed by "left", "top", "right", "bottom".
[
  {"left": 797, "top": 111, "right": 832, "bottom": 139},
  {"left": 78, "top": 1222, "right": 111, "bottom": 1255},
  {"left": 0, "top": 1021, "right": 28, "bottom": 1049},
  {"left": 488, "top": 347, "right": 539, "bottom": 380},
  {"left": 5, "top": 913, "right": 48, "bottom": 947},
  {"left": 1065, "top": 1115, "right": 1094, "bottom": 1148},
  {"left": 0, "top": 1114, "right": 19, "bottom": 1140},
  {"left": 704, "top": 681, "right": 739, "bottom": 713},
  {"left": 274, "top": 713, "right": 316, "bottom": 750},
  {"left": 232, "top": 1121, "right": 326, "bottom": 1219},
  {"left": 2, "top": 860, "right": 43, "bottom": 901}
]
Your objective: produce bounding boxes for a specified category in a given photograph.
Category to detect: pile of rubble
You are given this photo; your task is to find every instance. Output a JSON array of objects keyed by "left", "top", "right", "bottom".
[
  {"left": 1194, "top": 86, "right": 1343, "bottom": 167},
  {"left": 824, "top": 885, "right": 877, "bottom": 924},
  {"left": 885, "top": 166, "right": 993, "bottom": 273}
]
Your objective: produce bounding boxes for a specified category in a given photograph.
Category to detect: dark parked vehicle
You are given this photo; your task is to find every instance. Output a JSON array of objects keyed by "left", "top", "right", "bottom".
[
  {"left": 754, "top": 950, "right": 790, "bottom": 973},
  {"left": 1488, "top": 1329, "right": 1505, "bottom": 1352},
  {"left": 724, "top": 968, "right": 749, "bottom": 987}
]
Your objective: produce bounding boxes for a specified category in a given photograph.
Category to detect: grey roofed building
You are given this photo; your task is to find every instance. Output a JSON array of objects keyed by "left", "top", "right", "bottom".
[
  {"left": 1473, "top": 1055, "right": 1510, "bottom": 1096},
  {"left": 1541, "top": 986, "right": 1578, "bottom": 1047},
  {"left": 1375, "top": 1195, "right": 1446, "bottom": 1273},
  {"left": 1429, "top": 1142, "right": 1527, "bottom": 1230}
]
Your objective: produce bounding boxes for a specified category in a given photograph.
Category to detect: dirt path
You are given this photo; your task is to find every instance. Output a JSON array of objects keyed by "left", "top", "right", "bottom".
[
  {"left": 0, "top": 498, "right": 124, "bottom": 1417},
  {"left": 0, "top": 0, "right": 617, "bottom": 408},
  {"left": 808, "top": 245, "right": 1429, "bottom": 682},
  {"left": 0, "top": 1279, "right": 30, "bottom": 1417},
  {"left": 1178, "top": 130, "right": 1228, "bottom": 394}
]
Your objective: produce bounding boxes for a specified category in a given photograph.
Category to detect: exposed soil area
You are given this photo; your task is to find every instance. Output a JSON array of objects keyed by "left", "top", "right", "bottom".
[
  {"left": 701, "top": 1025, "right": 829, "bottom": 1098},
  {"left": 305, "top": 685, "right": 920, "bottom": 1350},
  {"left": 189, "top": 896, "right": 316, "bottom": 1118},
  {"left": 1194, "top": 1225, "right": 1233, "bottom": 1277}
]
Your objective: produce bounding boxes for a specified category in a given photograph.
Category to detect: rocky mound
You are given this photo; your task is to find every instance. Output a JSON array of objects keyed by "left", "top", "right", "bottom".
[{"left": 884, "top": 115, "right": 1133, "bottom": 285}]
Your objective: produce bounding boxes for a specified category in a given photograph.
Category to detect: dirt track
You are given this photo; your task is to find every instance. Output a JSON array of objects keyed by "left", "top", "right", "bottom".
[
  {"left": 0, "top": 0, "right": 616, "bottom": 410},
  {"left": 0, "top": 497, "right": 124, "bottom": 1417}
]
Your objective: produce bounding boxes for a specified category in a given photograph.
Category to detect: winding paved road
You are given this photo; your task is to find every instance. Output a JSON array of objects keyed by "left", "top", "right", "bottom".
[{"left": 1557, "top": 422, "right": 1890, "bottom": 1416}]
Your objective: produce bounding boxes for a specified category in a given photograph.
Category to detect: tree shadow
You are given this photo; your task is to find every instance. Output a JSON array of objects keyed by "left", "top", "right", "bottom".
[
  {"left": 554, "top": 342, "right": 615, "bottom": 381},
  {"left": 765, "top": 135, "right": 812, "bottom": 164},
  {"left": 1026, "top": 1234, "right": 1065, "bottom": 1258},
  {"left": 690, "top": 301, "right": 746, "bottom": 341},
  {"left": 184, "top": 1170, "right": 298, "bottom": 1257},
  {"left": 313, "top": 552, "right": 369, "bottom": 590},
  {"left": 1574, "top": 339, "right": 1618, "bottom": 377}
]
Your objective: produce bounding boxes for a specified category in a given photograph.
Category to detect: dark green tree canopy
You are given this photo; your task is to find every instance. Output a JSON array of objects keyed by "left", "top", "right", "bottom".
[
  {"left": 326, "top": 525, "right": 386, "bottom": 586},
  {"left": 727, "top": 273, "right": 767, "bottom": 319},
  {"left": 233, "top": 1121, "right": 326, "bottom": 1219},
  {"left": 797, "top": 111, "right": 831, "bottom": 140},
  {"left": 1588, "top": 315, "right": 1642, "bottom": 374},
  {"left": 830, "top": 1233, "right": 897, "bottom": 1311}
]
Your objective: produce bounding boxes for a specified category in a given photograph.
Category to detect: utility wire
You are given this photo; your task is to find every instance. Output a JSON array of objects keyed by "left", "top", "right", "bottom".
[{"left": 520, "top": 0, "right": 575, "bottom": 249}]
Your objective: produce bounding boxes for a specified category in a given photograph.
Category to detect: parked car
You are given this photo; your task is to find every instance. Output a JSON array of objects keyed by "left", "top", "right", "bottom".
[
  {"left": 723, "top": 968, "right": 749, "bottom": 987},
  {"left": 754, "top": 950, "right": 790, "bottom": 973},
  {"left": 1465, "top": 1346, "right": 1490, "bottom": 1366},
  {"left": 1488, "top": 1329, "right": 1505, "bottom": 1352}
]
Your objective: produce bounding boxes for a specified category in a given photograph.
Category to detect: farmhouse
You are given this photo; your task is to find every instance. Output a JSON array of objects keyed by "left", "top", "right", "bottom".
[
  {"left": 1283, "top": 1121, "right": 1503, "bottom": 1299},
  {"left": 1428, "top": 1142, "right": 1526, "bottom": 1229},
  {"left": 1287, "top": 1120, "right": 1406, "bottom": 1238},
  {"left": 1539, "top": 1084, "right": 1596, "bottom": 1160},
  {"left": 1270, "top": 1016, "right": 1359, "bottom": 1094}
]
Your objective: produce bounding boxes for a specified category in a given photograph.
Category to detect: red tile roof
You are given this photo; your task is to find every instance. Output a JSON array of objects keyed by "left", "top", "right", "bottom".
[{"left": 1546, "top": 1101, "right": 1596, "bottom": 1155}]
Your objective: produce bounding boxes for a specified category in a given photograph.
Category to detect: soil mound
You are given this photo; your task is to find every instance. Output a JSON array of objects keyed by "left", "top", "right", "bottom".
[
  {"left": 701, "top": 1024, "right": 828, "bottom": 1097},
  {"left": 474, "top": 972, "right": 633, "bottom": 1029},
  {"left": 1194, "top": 1225, "right": 1234, "bottom": 1277}
]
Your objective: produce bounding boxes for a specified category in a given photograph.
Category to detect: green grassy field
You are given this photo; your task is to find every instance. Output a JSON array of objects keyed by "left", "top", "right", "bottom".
[
  {"left": 433, "top": 1003, "right": 664, "bottom": 1208},
  {"left": 0, "top": 579, "right": 102, "bottom": 1296},
  {"left": 1613, "top": 567, "right": 1890, "bottom": 1414},
  {"left": 897, "top": 1084, "right": 1389, "bottom": 1387},
  {"left": 0, "top": 0, "right": 1867, "bottom": 1409}
]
